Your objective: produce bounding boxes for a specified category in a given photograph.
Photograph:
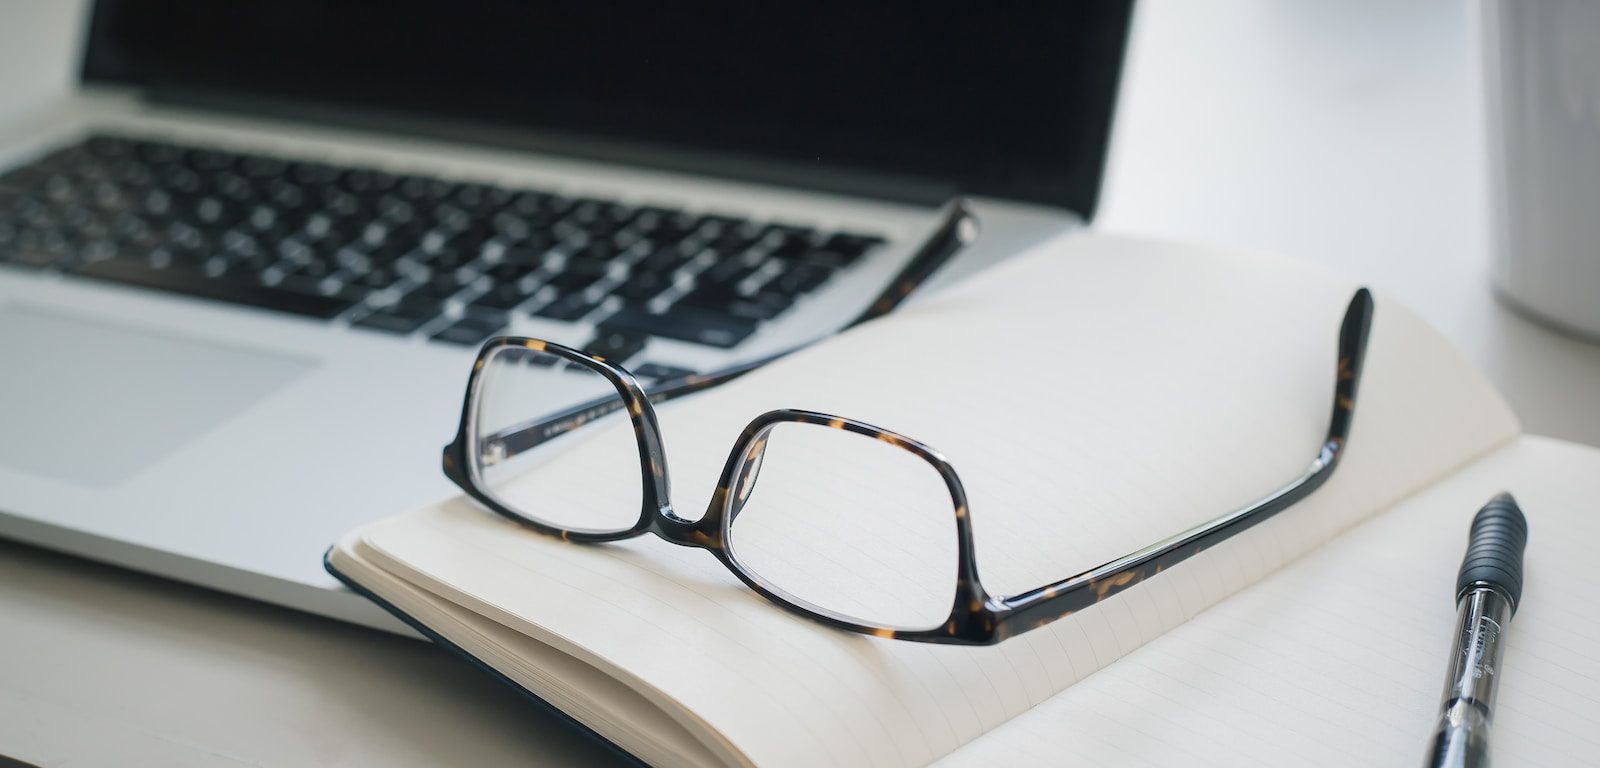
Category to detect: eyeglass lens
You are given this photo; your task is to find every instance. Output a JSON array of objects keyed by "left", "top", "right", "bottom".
[
  {"left": 724, "top": 420, "right": 959, "bottom": 631},
  {"left": 469, "top": 345, "right": 642, "bottom": 534}
]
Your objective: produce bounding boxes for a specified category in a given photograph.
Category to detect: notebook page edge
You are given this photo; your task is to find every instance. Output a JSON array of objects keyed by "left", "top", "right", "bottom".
[{"left": 329, "top": 531, "right": 751, "bottom": 768}]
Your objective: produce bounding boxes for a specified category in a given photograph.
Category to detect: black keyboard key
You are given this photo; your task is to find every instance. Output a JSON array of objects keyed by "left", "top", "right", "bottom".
[
  {"left": 612, "top": 269, "right": 674, "bottom": 303},
  {"left": 353, "top": 295, "right": 444, "bottom": 334},
  {"left": 331, "top": 245, "right": 373, "bottom": 273},
  {"left": 548, "top": 257, "right": 609, "bottom": 293},
  {"left": 641, "top": 225, "right": 694, "bottom": 248},
  {"left": 709, "top": 225, "right": 764, "bottom": 253},
  {"left": 581, "top": 330, "right": 647, "bottom": 365},
  {"left": 629, "top": 206, "right": 674, "bottom": 228},
  {"left": 470, "top": 282, "right": 536, "bottom": 312},
  {"left": 0, "top": 191, "right": 24, "bottom": 219},
  {"left": 801, "top": 248, "right": 856, "bottom": 269},
  {"left": 568, "top": 199, "right": 633, "bottom": 225},
  {"left": 341, "top": 168, "right": 396, "bottom": 194},
  {"left": 762, "top": 223, "right": 815, "bottom": 242},
  {"left": 575, "top": 216, "right": 628, "bottom": 240},
  {"left": 417, "top": 246, "right": 475, "bottom": 272},
  {"left": 534, "top": 292, "right": 605, "bottom": 321},
  {"left": 766, "top": 235, "right": 812, "bottom": 262},
  {"left": 393, "top": 175, "right": 443, "bottom": 201},
  {"left": 289, "top": 161, "right": 340, "bottom": 186},
  {"left": 452, "top": 223, "right": 496, "bottom": 254},
  {"left": 490, "top": 210, "right": 532, "bottom": 240},
  {"left": 633, "top": 248, "right": 692, "bottom": 275},
  {"left": 431, "top": 314, "right": 508, "bottom": 346},
  {"left": 500, "top": 245, "right": 553, "bottom": 268},
  {"left": 678, "top": 284, "right": 791, "bottom": 320},
  {"left": 451, "top": 183, "right": 500, "bottom": 211},
  {"left": 183, "top": 146, "right": 237, "bottom": 172},
  {"left": 369, "top": 234, "right": 420, "bottom": 263},
  {"left": 724, "top": 291, "right": 794, "bottom": 321},
  {"left": 353, "top": 310, "right": 432, "bottom": 334},
  {"left": 541, "top": 195, "right": 578, "bottom": 217},
  {"left": 678, "top": 283, "right": 736, "bottom": 308},
  {"left": 213, "top": 171, "right": 254, "bottom": 203},
  {"left": 134, "top": 140, "right": 181, "bottom": 164},
  {"left": 545, "top": 268, "right": 601, "bottom": 294},
  {"left": 412, "top": 270, "right": 478, "bottom": 301},
  {"left": 701, "top": 251, "right": 762, "bottom": 286},
  {"left": 691, "top": 214, "right": 742, "bottom": 235},
  {"left": 599, "top": 305, "right": 756, "bottom": 349},
  {"left": 354, "top": 265, "right": 403, "bottom": 291},
  {"left": 633, "top": 362, "right": 697, "bottom": 381},
  {"left": 239, "top": 155, "right": 287, "bottom": 180},
  {"left": 822, "top": 231, "right": 885, "bottom": 259},
  {"left": 794, "top": 231, "right": 884, "bottom": 269},
  {"left": 73, "top": 259, "right": 357, "bottom": 318},
  {"left": 273, "top": 274, "right": 365, "bottom": 304},
  {"left": 283, "top": 254, "right": 336, "bottom": 280},
  {"left": 507, "top": 190, "right": 553, "bottom": 215},
  {"left": 484, "top": 261, "right": 536, "bottom": 285},
  {"left": 769, "top": 263, "right": 832, "bottom": 296},
  {"left": 569, "top": 240, "right": 622, "bottom": 262}
]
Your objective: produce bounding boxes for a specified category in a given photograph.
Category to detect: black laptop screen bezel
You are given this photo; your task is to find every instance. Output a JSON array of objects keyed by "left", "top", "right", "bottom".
[{"left": 81, "top": 2, "right": 1133, "bottom": 218}]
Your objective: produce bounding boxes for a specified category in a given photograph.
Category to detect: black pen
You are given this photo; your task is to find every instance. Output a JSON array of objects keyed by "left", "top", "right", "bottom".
[{"left": 1424, "top": 492, "right": 1528, "bottom": 768}]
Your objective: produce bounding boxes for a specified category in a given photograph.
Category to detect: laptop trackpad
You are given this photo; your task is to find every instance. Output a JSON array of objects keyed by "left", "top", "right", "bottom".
[{"left": 0, "top": 306, "right": 315, "bottom": 488}]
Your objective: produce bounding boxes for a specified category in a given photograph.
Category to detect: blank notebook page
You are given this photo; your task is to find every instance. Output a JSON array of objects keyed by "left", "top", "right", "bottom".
[
  {"left": 353, "top": 235, "right": 1520, "bottom": 767},
  {"left": 935, "top": 436, "right": 1600, "bottom": 767}
]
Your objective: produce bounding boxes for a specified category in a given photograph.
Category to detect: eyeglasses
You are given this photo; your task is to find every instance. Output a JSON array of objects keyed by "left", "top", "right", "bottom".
[{"left": 443, "top": 263, "right": 1373, "bottom": 645}]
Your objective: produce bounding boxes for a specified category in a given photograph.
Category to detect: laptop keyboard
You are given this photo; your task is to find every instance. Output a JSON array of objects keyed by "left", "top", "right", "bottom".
[{"left": 0, "top": 134, "right": 885, "bottom": 358}]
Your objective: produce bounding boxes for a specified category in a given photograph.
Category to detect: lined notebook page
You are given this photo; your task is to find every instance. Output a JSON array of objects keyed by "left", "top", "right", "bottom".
[
  {"left": 344, "top": 234, "right": 1520, "bottom": 767},
  {"left": 935, "top": 436, "right": 1600, "bottom": 767}
]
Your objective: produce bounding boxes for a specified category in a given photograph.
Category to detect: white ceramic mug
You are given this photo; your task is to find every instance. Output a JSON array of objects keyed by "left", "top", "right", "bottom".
[{"left": 1483, "top": 0, "right": 1600, "bottom": 339}]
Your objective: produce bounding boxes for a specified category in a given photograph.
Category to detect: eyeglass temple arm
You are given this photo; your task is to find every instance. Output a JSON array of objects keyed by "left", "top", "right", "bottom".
[
  {"left": 477, "top": 358, "right": 774, "bottom": 459},
  {"left": 478, "top": 199, "right": 979, "bottom": 459},
  {"left": 992, "top": 288, "right": 1375, "bottom": 639}
]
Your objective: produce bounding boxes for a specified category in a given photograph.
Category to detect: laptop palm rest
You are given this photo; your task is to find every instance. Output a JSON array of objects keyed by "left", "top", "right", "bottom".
[{"left": 0, "top": 305, "right": 314, "bottom": 489}]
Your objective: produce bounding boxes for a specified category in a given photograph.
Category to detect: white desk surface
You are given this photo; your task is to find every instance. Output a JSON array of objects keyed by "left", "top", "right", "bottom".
[{"left": 3, "top": 1, "right": 1597, "bottom": 766}]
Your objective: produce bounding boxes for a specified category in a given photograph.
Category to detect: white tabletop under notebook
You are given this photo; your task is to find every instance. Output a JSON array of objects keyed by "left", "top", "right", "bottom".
[{"left": 327, "top": 233, "right": 1600, "bottom": 767}]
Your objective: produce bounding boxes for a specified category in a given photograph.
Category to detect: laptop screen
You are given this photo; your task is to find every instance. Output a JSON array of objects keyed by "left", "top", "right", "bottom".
[{"left": 82, "top": 1, "right": 1132, "bottom": 218}]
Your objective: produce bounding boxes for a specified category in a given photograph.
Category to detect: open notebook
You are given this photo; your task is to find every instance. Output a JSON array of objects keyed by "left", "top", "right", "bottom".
[{"left": 326, "top": 234, "right": 1600, "bottom": 767}]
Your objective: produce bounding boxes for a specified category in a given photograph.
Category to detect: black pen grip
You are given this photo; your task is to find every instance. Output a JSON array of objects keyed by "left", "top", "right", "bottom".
[{"left": 1455, "top": 492, "right": 1528, "bottom": 612}]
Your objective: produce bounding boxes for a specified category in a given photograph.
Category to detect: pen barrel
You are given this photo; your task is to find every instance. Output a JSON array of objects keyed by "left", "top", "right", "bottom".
[
  {"left": 1426, "top": 493, "right": 1527, "bottom": 768},
  {"left": 1425, "top": 587, "right": 1511, "bottom": 768},
  {"left": 1425, "top": 700, "right": 1491, "bottom": 768}
]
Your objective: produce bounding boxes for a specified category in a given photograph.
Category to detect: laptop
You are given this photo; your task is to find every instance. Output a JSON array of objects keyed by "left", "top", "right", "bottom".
[{"left": 0, "top": 2, "right": 1133, "bottom": 631}]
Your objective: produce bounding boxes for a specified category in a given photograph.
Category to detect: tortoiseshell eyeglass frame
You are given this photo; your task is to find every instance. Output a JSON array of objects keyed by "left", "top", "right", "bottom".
[{"left": 441, "top": 288, "right": 1374, "bottom": 645}]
